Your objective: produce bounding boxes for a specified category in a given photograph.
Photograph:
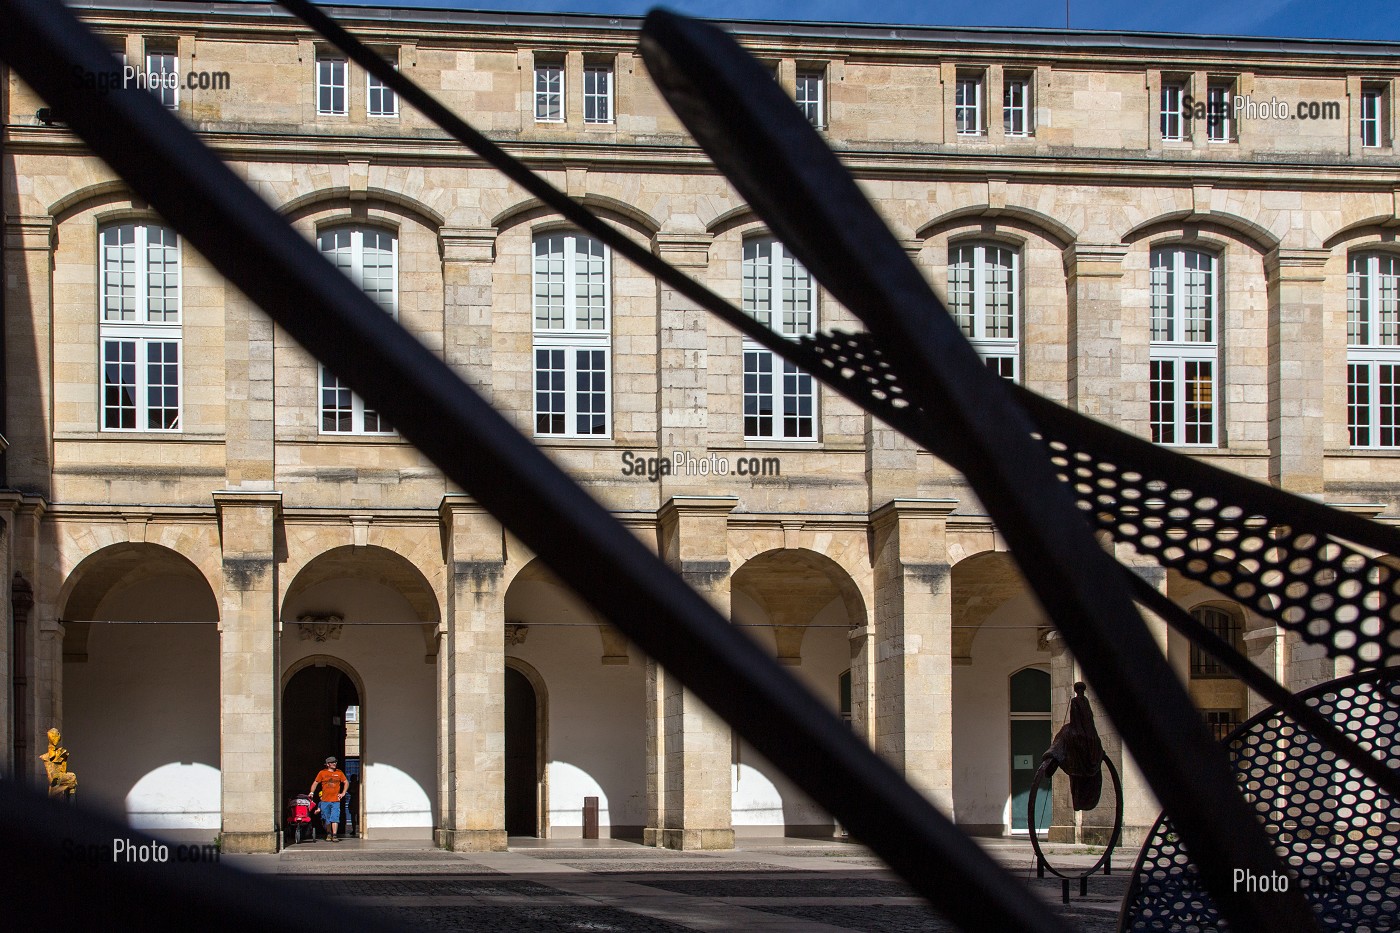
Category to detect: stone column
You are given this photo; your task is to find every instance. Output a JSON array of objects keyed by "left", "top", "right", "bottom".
[
  {"left": 3, "top": 216, "right": 54, "bottom": 495},
  {"left": 646, "top": 496, "right": 736, "bottom": 850},
  {"left": 440, "top": 228, "right": 498, "bottom": 401},
  {"left": 1064, "top": 243, "right": 1131, "bottom": 430},
  {"left": 213, "top": 490, "right": 281, "bottom": 853},
  {"left": 1266, "top": 248, "right": 1329, "bottom": 494},
  {"left": 653, "top": 231, "right": 713, "bottom": 484},
  {"left": 1242, "top": 624, "right": 1283, "bottom": 719},
  {"left": 869, "top": 498, "right": 957, "bottom": 814},
  {"left": 10, "top": 496, "right": 46, "bottom": 784},
  {"left": 1045, "top": 631, "right": 1077, "bottom": 842},
  {"left": 439, "top": 494, "right": 507, "bottom": 851},
  {"left": 223, "top": 288, "right": 275, "bottom": 489}
]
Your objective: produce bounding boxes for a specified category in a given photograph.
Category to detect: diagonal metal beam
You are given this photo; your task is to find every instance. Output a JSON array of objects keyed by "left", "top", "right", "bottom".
[{"left": 0, "top": 1, "right": 1064, "bottom": 930}]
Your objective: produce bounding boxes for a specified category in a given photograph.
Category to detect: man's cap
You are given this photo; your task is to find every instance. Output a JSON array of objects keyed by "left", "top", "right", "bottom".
[{"left": 325, "top": 756, "right": 337, "bottom": 764}]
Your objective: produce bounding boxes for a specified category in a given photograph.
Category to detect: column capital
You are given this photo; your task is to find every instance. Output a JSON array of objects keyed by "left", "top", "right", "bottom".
[
  {"left": 212, "top": 489, "right": 282, "bottom": 514},
  {"left": 438, "top": 492, "right": 490, "bottom": 521},
  {"left": 869, "top": 497, "right": 957, "bottom": 528},
  {"left": 658, "top": 495, "right": 739, "bottom": 522},
  {"left": 439, "top": 226, "right": 496, "bottom": 263},
  {"left": 652, "top": 232, "right": 713, "bottom": 269},
  {"left": 3, "top": 215, "right": 54, "bottom": 251},
  {"left": 1266, "top": 246, "right": 1330, "bottom": 281},
  {"left": 1063, "top": 242, "right": 1129, "bottom": 276}
]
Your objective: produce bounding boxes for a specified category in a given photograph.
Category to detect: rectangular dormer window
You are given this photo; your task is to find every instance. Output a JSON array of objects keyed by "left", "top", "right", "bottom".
[
  {"left": 955, "top": 71, "right": 984, "bottom": 136},
  {"left": 534, "top": 57, "right": 564, "bottom": 123}
]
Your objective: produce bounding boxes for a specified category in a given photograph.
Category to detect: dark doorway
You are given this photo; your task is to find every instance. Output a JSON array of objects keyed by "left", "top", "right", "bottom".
[
  {"left": 504, "top": 666, "right": 539, "bottom": 836},
  {"left": 283, "top": 664, "right": 360, "bottom": 838}
]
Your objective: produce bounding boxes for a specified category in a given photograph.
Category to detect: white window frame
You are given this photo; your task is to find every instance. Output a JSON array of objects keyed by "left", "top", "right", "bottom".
[
  {"left": 1361, "top": 86, "right": 1386, "bottom": 149},
  {"left": 583, "top": 63, "right": 613, "bottom": 124},
  {"left": 534, "top": 60, "right": 564, "bottom": 123},
  {"left": 532, "top": 233, "right": 612, "bottom": 438},
  {"left": 1206, "top": 81, "right": 1233, "bottom": 142},
  {"left": 317, "top": 226, "right": 398, "bottom": 435},
  {"left": 947, "top": 242, "right": 1020, "bottom": 380},
  {"left": 367, "top": 54, "right": 398, "bottom": 117},
  {"left": 1003, "top": 74, "right": 1030, "bottom": 137},
  {"left": 316, "top": 54, "right": 347, "bottom": 116},
  {"left": 1347, "top": 252, "right": 1400, "bottom": 448},
  {"left": 1160, "top": 80, "right": 1186, "bottom": 141},
  {"left": 1150, "top": 247, "right": 1219, "bottom": 447},
  {"left": 742, "top": 237, "right": 818, "bottom": 441},
  {"left": 796, "top": 68, "right": 825, "bottom": 128},
  {"left": 955, "top": 72, "right": 984, "bottom": 136},
  {"left": 98, "top": 223, "right": 182, "bottom": 432},
  {"left": 145, "top": 46, "right": 178, "bottom": 109}
]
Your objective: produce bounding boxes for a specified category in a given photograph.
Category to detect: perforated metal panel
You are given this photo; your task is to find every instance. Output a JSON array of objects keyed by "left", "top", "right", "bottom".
[{"left": 1120, "top": 668, "right": 1400, "bottom": 931}]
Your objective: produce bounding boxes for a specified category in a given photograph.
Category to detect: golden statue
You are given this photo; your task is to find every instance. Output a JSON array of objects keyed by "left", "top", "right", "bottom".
[{"left": 41, "top": 728, "right": 77, "bottom": 800}]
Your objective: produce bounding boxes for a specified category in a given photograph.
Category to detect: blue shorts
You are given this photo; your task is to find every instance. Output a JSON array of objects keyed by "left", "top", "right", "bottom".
[{"left": 318, "top": 801, "right": 341, "bottom": 824}]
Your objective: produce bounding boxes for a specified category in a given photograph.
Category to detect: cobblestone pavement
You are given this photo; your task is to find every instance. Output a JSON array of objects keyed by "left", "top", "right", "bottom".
[{"left": 230, "top": 837, "right": 1132, "bottom": 932}]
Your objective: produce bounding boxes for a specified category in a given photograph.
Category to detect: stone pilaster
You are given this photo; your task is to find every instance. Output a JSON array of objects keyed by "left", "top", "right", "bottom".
[
  {"left": 439, "top": 494, "right": 507, "bottom": 851},
  {"left": 1064, "top": 243, "right": 1130, "bottom": 430},
  {"left": 1266, "top": 248, "right": 1329, "bottom": 494},
  {"left": 213, "top": 490, "right": 281, "bottom": 853},
  {"left": 1242, "top": 625, "right": 1283, "bottom": 719},
  {"left": 1045, "top": 631, "right": 1077, "bottom": 843},
  {"left": 10, "top": 496, "right": 46, "bottom": 784},
  {"left": 869, "top": 498, "right": 957, "bottom": 813},
  {"left": 224, "top": 289, "right": 275, "bottom": 489},
  {"left": 440, "top": 228, "right": 498, "bottom": 401},
  {"left": 3, "top": 216, "right": 54, "bottom": 495},
  {"left": 646, "top": 496, "right": 736, "bottom": 850},
  {"left": 654, "top": 232, "right": 713, "bottom": 488}
]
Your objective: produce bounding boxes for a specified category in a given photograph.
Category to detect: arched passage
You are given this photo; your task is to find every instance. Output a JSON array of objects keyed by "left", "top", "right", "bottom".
[
  {"left": 950, "top": 550, "right": 1052, "bottom": 837},
  {"left": 282, "top": 659, "right": 362, "bottom": 840},
  {"left": 280, "top": 545, "right": 438, "bottom": 839},
  {"left": 730, "top": 548, "right": 865, "bottom": 837},
  {"left": 503, "top": 558, "right": 643, "bottom": 839},
  {"left": 59, "top": 542, "right": 220, "bottom": 839},
  {"left": 504, "top": 662, "right": 546, "bottom": 837}
]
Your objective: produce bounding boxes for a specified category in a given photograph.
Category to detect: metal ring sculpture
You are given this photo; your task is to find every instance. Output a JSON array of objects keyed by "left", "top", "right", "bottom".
[
  {"left": 1028, "top": 755, "right": 1125, "bottom": 903},
  {"left": 1120, "top": 667, "right": 1400, "bottom": 931}
]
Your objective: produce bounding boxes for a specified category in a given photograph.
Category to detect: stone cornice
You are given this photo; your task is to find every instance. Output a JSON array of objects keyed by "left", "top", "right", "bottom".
[
  {"left": 2, "top": 214, "right": 55, "bottom": 251},
  {"left": 1267, "top": 247, "right": 1332, "bottom": 281},
  {"left": 439, "top": 226, "right": 496, "bottom": 263},
  {"left": 869, "top": 498, "right": 959, "bottom": 528},
  {"left": 658, "top": 495, "right": 740, "bottom": 522}
]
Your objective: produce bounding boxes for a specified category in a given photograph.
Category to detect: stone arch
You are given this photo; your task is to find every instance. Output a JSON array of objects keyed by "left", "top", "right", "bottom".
[
  {"left": 1325, "top": 217, "right": 1400, "bottom": 250},
  {"left": 1121, "top": 211, "right": 1280, "bottom": 254},
  {"left": 950, "top": 549, "right": 1034, "bottom": 664},
  {"left": 705, "top": 204, "right": 763, "bottom": 238},
  {"left": 48, "top": 180, "right": 138, "bottom": 223},
  {"left": 280, "top": 544, "right": 440, "bottom": 627},
  {"left": 490, "top": 195, "right": 660, "bottom": 239},
  {"left": 277, "top": 187, "right": 445, "bottom": 230},
  {"left": 58, "top": 541, "right": 219, "bottom": 625},
  {"left": 731, "top": 546, "right": 867, "bottom": 657},
  {"left": 917, "top": 205, "right": 1076, "bottom": 251}
]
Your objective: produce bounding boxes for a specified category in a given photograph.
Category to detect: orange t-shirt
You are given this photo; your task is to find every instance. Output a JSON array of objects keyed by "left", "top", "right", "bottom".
[{"left": 315, "top": 768, "right": 348, "bottom": 802}]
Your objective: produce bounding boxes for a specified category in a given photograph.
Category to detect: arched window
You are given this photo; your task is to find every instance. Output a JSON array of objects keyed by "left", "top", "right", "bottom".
[
  {"left": 947, "top": 242, "right": 1019, "bottom": 380},
  {"left": 532, "top": 232, "right": 610, "bottom": 437},
  {"left": 1150, "top": 246, "right": 1218, "bottom": 446},
  {"left": 1009, "top": 667, "right": 1051, "bottom": 834},
  {"left": 317, "top": 226, "right": 396, "bottom": 434},
  {"left": 99, "top": 223, "right": 181, "bottom": 431},
  {"left": 741, "top": 236, "right": 816, "bottom": 440},
  {"left": 1347, "top": 252, "right": 1400, "bottom": 448}
]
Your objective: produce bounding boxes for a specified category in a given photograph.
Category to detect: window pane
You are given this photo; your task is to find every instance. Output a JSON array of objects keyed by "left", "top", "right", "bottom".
[
  {"left": 1150, "top": 250, "right": 1174, "bottom": 341},
  {"left": 318, "top": 58, "right": 346, "bottom": 114},
  {"left": 1003, "top": 79, "right": 1028, "bottom": 136},
  {"left": 742, "top": 239, "right": 774, "bottom": 328},
  {"left": 1349, "top": 254, "right": 1370, "bottom": 345},
  {"left": 744, "top": 350, "right": 774, "bottom": 438},
  {"left": 535, "top": 64, "right": 563, "bottom": 122},
  {"left": 984, "top": 247, "right": 1014, "bottom": 339},
  {"left": 1206, "top": 83, "right": 1231, "bottom": 141},
  {"left": 1182, "top": 250, "right": 1214, "bottom": 343},
  {"left": 146, "top": 51, "right": 177, "bottom": 108},
  {"left": 1190, "top": 607, "right": 1239, "bottom": 675},
  {"left": 535, "top": 348, "right": 566, "bottom": 435},
  {"left": 103, "top": 339, "right": 138, "bottom": 429},
  {"left": 1160, "top": 84, "right": 1183, "bottom": 140},
  {"left": 145, "top": 226, "right": 180, "bottom": 322},
  {"left": 955, "top": 77, "right": 981, "bottom": 135},
  {"left": 145, "top": 341, "right": 180, "bottom": 429},
  {"left": 1349, "top": 362, "right": 1371, "bottom": 447},
  {"left": 782, "top": 360, "right": 814, "bottom": 438},
  {"left": 361, "top": 229, "right": 396, "bottom": 312},
  {"left": 368, "top": 59, "right": 397, "bottom": 117},
  {"left": 102, "top": 224, "right": 138, "bottom": 322},
  {"left": 575, "top": 349, "right": 608, "bottom": 435},
  {"left": 947, "top": 245, "right": 974, "bottom": 335},
  {"left": 780, "top": 249, "right": 814, "bottom": 337},
  {"left": 1381, "top": 363, "right": 1399, "bottom": 448},
  {"left": 574, "top": 236, "right": 607, "bottom": 330},
  {"left": 320, "top": 368, "right": 353, "bottom": 433},
  {"left": 533, "top": 235, "right": 567, "bottom": 329},
  {"left": 1379, "top": 254, "right": 1400, "bottom": 346},
  {"left": 796, "top": 70, "right": 823, "bottom": 127},
  {"left": 1183, "top": 360, "right": 1214, "bottom": 445},
  {"left": 1150, "top": 358, "right": 1175, "bottom": 444}
]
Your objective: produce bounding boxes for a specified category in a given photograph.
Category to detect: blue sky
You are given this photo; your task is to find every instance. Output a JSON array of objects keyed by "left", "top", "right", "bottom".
[{"left": 325, "top": 0, "right": 1400, "bottom": 42}]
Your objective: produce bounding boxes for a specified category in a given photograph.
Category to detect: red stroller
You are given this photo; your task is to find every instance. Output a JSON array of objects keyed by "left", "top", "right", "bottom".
[{"left": 286, "top": 794, "right": 318, "bottom": 845}]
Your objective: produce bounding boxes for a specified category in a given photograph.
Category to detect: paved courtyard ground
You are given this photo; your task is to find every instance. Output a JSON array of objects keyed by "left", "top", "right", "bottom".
[{"left": 227, "top": 836, "right": 1131, "bottom": 932}]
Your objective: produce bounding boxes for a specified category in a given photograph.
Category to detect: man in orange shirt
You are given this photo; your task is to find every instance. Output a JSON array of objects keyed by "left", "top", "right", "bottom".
[{"left": 310, "top": 756, "right": 349, "bottom": 842}]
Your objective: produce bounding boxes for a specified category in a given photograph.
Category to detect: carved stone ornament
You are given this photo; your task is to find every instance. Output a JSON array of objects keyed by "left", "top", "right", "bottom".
[
  {"left": 297, "top": 614, "right": 344, "bottom": 642},
  {"left": 505, "top": 623, "right": 529, "bottom": 646}
]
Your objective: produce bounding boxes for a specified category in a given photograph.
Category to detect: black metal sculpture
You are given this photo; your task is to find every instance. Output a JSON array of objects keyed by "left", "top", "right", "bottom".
[
  {"left": 1, "top": 1, "right": 1397, "bottom": 931},
  {"left": 1029, "top": 683, "right": 1125, "bottom": 904}
]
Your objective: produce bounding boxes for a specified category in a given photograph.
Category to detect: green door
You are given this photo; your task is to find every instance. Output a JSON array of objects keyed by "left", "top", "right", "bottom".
[
  {"left": 1009, "top": 667, "right": 1052, "bottom": 833},
  {"left": 1010, "top": 719, "right": 1052, "bottom": 832}
]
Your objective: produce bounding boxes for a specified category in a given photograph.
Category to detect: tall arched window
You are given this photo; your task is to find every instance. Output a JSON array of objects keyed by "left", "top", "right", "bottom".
[
  {"left": 1189, "top": 605, "right": 1242, "bottom": 677},
  {"left": 742, "top": 236, "right": 816, "bottom": 440},
  {"left": 317, "top": 226, "right": 397, "bottom": 434},
  {"left": 947, "top": 242, "right": 1019, "bottom": 380},
  {"left": 99, "top": 222, "right": 181, "bottom": 431},
  {"left": 1150, "top": 246, "right": 1218, "bottom": 446},
  {"left": 532, "top": 232, "right": 610, "bottom": 437},
  {"left": 1347, "top": 252, "right": 1400, "bottom": 448}
]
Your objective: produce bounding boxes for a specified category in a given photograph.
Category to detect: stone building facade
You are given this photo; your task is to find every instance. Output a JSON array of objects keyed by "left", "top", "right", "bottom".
[{"left": 2, "top": 0, "right": 1398, "bottom": 853}]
